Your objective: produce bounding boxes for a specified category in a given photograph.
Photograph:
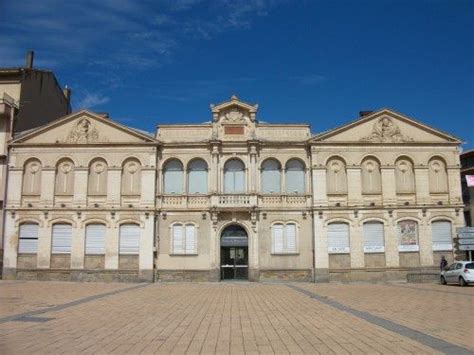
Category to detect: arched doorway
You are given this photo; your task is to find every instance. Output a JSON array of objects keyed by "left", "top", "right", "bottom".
[{"left": 220, "top": 225, "right": 248, "bottom": 280}]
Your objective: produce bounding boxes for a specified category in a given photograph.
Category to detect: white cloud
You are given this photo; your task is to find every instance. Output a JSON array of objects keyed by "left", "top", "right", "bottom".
[{"left": 77, "top": 93, "right": 110, "bottom": 109}]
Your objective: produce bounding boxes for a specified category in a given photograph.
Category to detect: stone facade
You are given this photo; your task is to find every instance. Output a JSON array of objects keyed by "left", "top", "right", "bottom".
[{"left": 2, "top": 96, "right": 465, "bottom": 282}]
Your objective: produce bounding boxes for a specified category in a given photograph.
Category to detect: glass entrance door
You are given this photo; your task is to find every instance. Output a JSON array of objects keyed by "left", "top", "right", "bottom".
[{"left": 220, "top": 247, "right": 248, "bottom": 280}]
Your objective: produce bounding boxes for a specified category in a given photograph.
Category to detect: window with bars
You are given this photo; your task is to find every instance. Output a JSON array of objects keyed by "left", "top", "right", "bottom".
[{"left": 272, "top": 223, "right": 297, "bottom": 254}]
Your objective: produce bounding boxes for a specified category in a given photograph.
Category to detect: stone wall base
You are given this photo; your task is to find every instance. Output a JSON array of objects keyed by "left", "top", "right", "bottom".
[
  {"left": 328, "top": 267, "right": 439, "bottom": 283},
  {"left": 13, "top": 269, "right": 151, "bottom": 283},
  {"left": 156, "top": 269, "right": 219, "bottom": 282},
  {"left": 259, "top": 269, "right": 313, "bottom": 282}
]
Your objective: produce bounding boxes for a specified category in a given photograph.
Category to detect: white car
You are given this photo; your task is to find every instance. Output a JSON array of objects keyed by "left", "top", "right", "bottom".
[{"left": 440, "top": 261, "right": 474, "bottom": 286}]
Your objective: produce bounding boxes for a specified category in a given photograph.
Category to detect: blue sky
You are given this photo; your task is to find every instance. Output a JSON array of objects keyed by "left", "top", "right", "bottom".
[{"left": 1, "top": 0, "right": 473, "bottom": 148}]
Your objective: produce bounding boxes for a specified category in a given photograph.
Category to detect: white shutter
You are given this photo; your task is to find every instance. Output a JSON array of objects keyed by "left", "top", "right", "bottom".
[
  {"left": 273, "top": 224, "right": 284, "bottom": 253},
  {"left": 85, "top": 224, "right": 106, "bottom": 254},
  {"left": 185, "top": 224, "right": 196, "bottom": 254},
  {"left": 172, "top": 224, "right": 184, "bottom": 254},
  {"left": 51, "top": 224, "right": 72, "bottom": 254},
  {"left": 432, "top": 221, "right": 453, "bottom": 251},
  {"left": 18, "top": 224, "right": 39, "bottom": 253},
  {"left": 363, "top": 222, "right": 385, "bottom": 253},
  {"left": 119, "top": 224, "right": 140, "bottom": 255},
  {"left": 285, "top": 223, "right": 297, "bottom": 253},
  {"left": 327, "top": 223, "right": 350, "bottom": 253}
]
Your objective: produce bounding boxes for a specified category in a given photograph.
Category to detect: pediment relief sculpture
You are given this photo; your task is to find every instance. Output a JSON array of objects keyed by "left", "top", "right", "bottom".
[
  {"left": 360, "top": 117, "right": 413, "bottom": 143},
  {"left": 65, "top": 118, "right": 100, "bottom": 143},
  {"left": 219, "top": 108, "right": 248, "bottom": 124}
]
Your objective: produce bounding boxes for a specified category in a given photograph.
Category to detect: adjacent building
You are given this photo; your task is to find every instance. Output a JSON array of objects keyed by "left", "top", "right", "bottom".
[
  {"left": 0, "top": 51, "right": 72, "bottom": 271},
  {"left": 460, "top": 149, "right": 474, "bottom": 260},
  {"left": 1, "top": 96, "right": 465, "bottom": 282}
]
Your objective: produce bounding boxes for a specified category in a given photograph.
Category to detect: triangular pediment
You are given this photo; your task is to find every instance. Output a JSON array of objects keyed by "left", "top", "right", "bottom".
[
  {"left": 12, "top": 110, "right": 157, "bottom": 145},
  {"left": 210, "top": 95, "right": 258, "bottom": 124},
  {"left": 310, "top": 109, "right": 461, "bottom": 144}
]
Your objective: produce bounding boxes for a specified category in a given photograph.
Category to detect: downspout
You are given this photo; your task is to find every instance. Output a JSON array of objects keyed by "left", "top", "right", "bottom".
[{"left": 308, "top": 142, "right": 316, "bottom": 283}]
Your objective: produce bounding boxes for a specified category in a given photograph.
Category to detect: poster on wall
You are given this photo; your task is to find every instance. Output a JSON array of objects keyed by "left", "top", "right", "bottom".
[{"left": 398, "top": 220, "right": 419, "bottom": 252}]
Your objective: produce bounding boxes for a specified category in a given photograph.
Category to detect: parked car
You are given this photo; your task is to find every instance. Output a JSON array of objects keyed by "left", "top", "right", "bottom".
[{"left": 440, "top": 261, "right": 474, "bottom": 286}]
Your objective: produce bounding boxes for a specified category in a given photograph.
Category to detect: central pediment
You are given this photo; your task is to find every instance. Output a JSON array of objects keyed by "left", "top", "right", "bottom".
[{"left": 210, "top": 95, "right": 258, "bottom": 124}]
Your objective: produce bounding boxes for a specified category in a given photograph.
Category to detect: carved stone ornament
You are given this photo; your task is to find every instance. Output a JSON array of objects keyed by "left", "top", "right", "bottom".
[
  {"left": 222, "top": 109, "right": 246, "bottom": 123},
  {"left": 66, "top": 118, "right": 99, "bottom": 143},
  {"left": 360, "top": 117, "right": 413, "bottom": 143}
]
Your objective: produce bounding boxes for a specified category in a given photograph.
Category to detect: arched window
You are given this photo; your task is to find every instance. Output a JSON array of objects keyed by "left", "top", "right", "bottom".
[
  {"left": 286, "top": 159, "right": 305, "bottom": 194},
  {"left": 22, "top": 159, "right": 42, "bottom": 196},
  {"left": 55, "top": 159, "right": 75, "bottom": 196},
  {"left": 395, "top": 158, "right": 415, "bottom": 193},
  {"left": 397, "top": 220, "right": 419, "bottom": 251},
  {"left": 122, "top": 158, "right": 141, "bottom": 196},
  {"left": 327, "top": 223, "right": 350, "bottom": 253},
  {"left": 188, "top": 159, "right": 208, "bottom": 194},
  {"left": 51, "top": 223, "right": 73, "bottom": 254},
  {"left": 88, "top": 159, "right": 108, "bottom": 196},
  {"left": 261, "top": 159, "right": 281, "bottom": 194},
  {"left": 272, "top": 222, "right": 297, "bottom": 254},
  {"left": 428, "top": 158, "right": 448, "bottom": 193},
  {"left": 363, "top": 221, "right": 385, "bottom": 253},
  {"left": 163, "top": 159, "right": 183, "bottom": 194},
  {"left": 171, "top": 223, "right": 197, "bottom": 254},
  {"left": 431, "top": 220, "right": 453, "bottom": 251},
  {"left": 119, "top": 224, "right": 140, "bottom": 255},
  {"left": 361, "top": 158, "right": 381, "bottom": 194},
  {"left": 224, "top": 159, "right": 245, "bottom": 193},
  {"left": 326, "top": 158, "right": 347, "bottom": 194},
  {"left": 18, "top": 223, "right": 39, "bottom": 253},
  {"left": 85, "top": 224, "right": 106, "bottom": 254}
]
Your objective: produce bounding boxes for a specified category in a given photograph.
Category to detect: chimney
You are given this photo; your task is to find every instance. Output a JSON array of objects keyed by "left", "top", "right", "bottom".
[
  {"left": 25, "top": 50, "right": 34, "bottom": 69},
  {"left": 63, "top": 85, "right": 71, "bottom": 103},
  {"left": 359, "top": 110, "right": 373, "bottom": 117}
]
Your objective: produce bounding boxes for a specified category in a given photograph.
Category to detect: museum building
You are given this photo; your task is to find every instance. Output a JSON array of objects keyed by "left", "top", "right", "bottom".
[{"left": 1, "top": 96, "right": 465, "bottom": 282}]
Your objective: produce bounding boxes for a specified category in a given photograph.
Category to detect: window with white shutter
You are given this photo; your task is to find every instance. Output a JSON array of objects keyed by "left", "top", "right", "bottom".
[
  {"left": 327, "top": 223, "right": 350, "bottom": 253},
  {"left": 261, "top": 159, "right": 281, "bottom": 194},
  {"left": 119, "top": 224, "right": 140, "bottom": 255},
  {"left": 85, "top": 224, "right": 106, "bottom": 255},
  {"left": 431, "top": 221, "right": 452, "bottom": 251},
  {"left": 163, "top": 159, "right": 184, "bottom": 194},
  {"left": 51, "top": 223, "right": 72, "bottom": 254},
  {"left": 18, "top": 223, "right": 39, "bottom": 253},
  {"left": 363, "top": 222, "right": 385, "bottom": 253},
  {"left": 272, "top": 223, "right": 298, "bottom": 254},
  {"left": 224, "top": 159, "right": 245, "bottom": 193},
  {"left": 172, "top": 223, "right": 197, "bottom": 254}
]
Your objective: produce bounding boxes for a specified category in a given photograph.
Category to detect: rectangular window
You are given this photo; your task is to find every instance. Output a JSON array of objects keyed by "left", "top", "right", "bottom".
[
  {"left": 398, "top": 220, "right": 419, "bottom": 252},
  {"left": 272, "top": 223, "right": 297, "bottom": 254},
  {"left": 431, "top": 221, "right": 453, "bottom": 251},
  {"left": 119, "top": 224, "right": 140, "bottom": 255},
  {"left": 18, "top": 224, "right": 39, "bottom": 253},
  {"left": 85, "top": 224, "right": 106, "bottom": 255},
  {"left": 172, "top": 224, "right": 196, "bottom": 254},
  {"left": 327, "top": 223, "right": 350, "bottom": 254},
  {"left": 51, "top": 224, "right": 72, "bottom": 254},
  {"left": 363, "top": 222, "right": 385, "bottom": 253}
]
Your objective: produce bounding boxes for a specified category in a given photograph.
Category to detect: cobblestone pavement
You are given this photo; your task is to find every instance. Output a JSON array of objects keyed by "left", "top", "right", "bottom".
[{"left": 0, "top": 281, "right": 472, "bottom": 354}]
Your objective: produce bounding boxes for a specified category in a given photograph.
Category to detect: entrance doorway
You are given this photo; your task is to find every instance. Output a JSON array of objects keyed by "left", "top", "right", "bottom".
[{"left": 220, "top": 225, "right": 248, "bottom": 280}]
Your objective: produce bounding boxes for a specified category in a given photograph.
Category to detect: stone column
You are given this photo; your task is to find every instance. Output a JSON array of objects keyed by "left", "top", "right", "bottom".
[
  {"left": 314, "top": 216, "right": 329, "bottom": 282},
  {"left": 107, "top": 168, "right": 121, "bottom": 206},
  {"left": 384, "top": 215, "right": 399, "bottom": 267},
  {"left": 40, "top": 168, "right": 56, "bottom": 206},
  {"left": 418, "top": 217, "right": 434, "bottom": 266},
  {"left": 71, "top": 220, "right": 85, "bottom": 269},
  {"left": 381, "top": 167, "right": 397, "bottom": 205},
  {"left": 73, "top": 168, "right": 88, "bottom": 206},
  {"left": 2, "top": 212, "right": 18, "bottom": 279},
  {"left": 280, "top": 166, "right": 286, "bottom": 194},
  {"left": 350, "top": 222, "right": 364, "bottom": 268},
  {"left": 312, "top": 167, "right": 328, "bottom": 206},
  {"left": 447, "top": 167, "right": 463, "bottom": 205},
  {"left": 414, "top": 167, "right": 430, "bottom": 204},
  {"left": 347, "top": 168, "right": 362, "bottom": 206},
  {"left": 139, "top": 214, "right": 154, "bottom": 281},
  {"left": 37, "top": 221, "right": 52, "bottom": 269},
  {"left": 249, "top": 146, "right": 257, "bottom": 193},
  {"left": 105, "top": 221, "right": 119, "bottom": 269},
  {"left": 8, "top": 170, "right": 23, "bottom": 207}
]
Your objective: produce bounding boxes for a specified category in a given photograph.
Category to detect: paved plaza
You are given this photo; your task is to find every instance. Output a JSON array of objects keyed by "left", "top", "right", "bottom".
[{"left": 0, "top": 281, "right": 472, "bottom": 354}]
